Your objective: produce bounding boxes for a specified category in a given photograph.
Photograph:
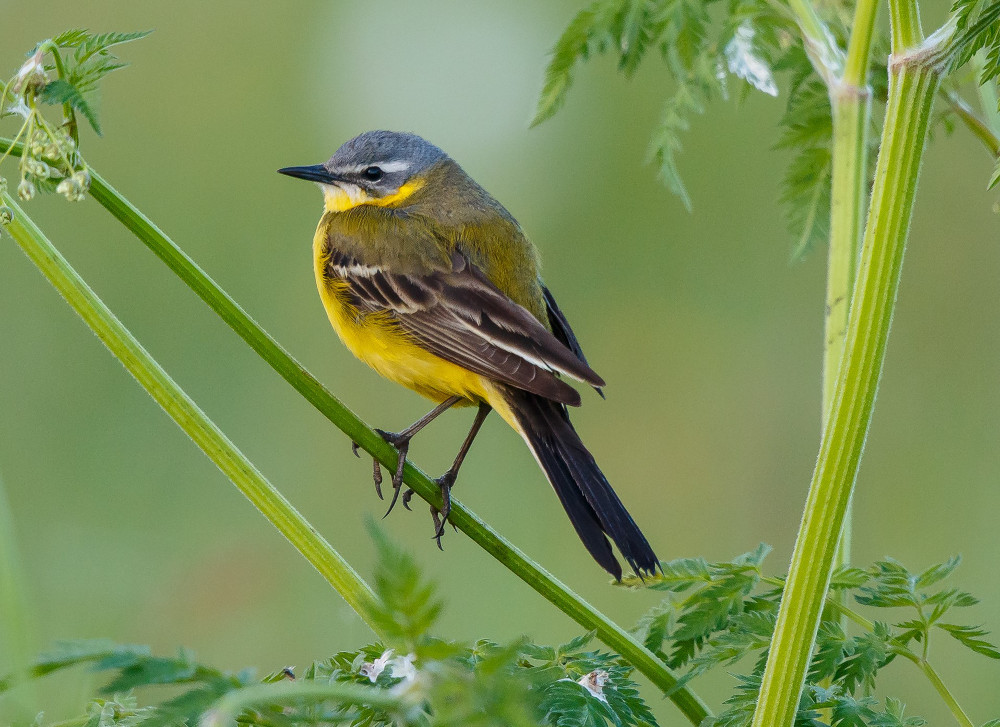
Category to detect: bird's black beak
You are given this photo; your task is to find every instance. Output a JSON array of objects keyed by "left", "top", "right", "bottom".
[{"left": 277, "top": 164, "right": 342, "bottom": 183}]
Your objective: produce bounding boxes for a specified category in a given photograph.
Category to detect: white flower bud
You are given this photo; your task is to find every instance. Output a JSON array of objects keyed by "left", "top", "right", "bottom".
[
  {"left": 72, "top": 169, "right": 91, "bottom": 190},
  {"left": 14, "top": 51, "right": 47, "bottom": 92},
  {"left": 17, "top": 180, "right": 35, "bottom": 201}
]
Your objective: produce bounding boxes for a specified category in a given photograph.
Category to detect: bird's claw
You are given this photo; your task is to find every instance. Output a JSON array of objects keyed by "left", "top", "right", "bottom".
[
  {"left": 376, "top": 429, "right": 410, "bottom": 518},
  {"left": 372, "top": 458, "right": 383, "bottom": 500},
  {"left": 429, "top": 472, "right": 455, "bottom": 547}
]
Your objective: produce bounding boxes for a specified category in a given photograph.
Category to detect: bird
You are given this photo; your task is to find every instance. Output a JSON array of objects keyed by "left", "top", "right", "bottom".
[{"left": 278, "top": 130, "right": 658, "bottom": 579}]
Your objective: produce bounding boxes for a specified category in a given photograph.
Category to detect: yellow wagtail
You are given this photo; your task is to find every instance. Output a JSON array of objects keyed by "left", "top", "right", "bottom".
[{"left": 279, "top": 131, "right": 657, "bottom": 578}]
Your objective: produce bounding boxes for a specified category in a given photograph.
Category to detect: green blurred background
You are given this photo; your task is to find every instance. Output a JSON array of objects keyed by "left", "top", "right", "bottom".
[{"left": 1, "top": 1, "right": 998, "bottom": 723}]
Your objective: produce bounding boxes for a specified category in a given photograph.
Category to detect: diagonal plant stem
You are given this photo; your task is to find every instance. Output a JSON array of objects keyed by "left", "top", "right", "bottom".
[
  {"left": 750, "top": 4, "right": 949, "bottom": 721},
  {"left": 0, "top": 139, "right": 711, "bottom": 725},
  {"left": 824, "top": 0, "right": 878, "bottom": 579},
  {"left": 0, "top": 194, "right": 384, "bottom": 637}
]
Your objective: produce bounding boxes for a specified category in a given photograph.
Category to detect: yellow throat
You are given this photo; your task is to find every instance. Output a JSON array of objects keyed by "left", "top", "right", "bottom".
[{"left": 323, "top": 179, "right": 425, "bottom": 213}]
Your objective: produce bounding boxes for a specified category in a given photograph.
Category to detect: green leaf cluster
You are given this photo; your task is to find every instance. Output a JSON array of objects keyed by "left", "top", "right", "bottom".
[
  {"left": 34, "top": 29, "right": 150, "bottom": 135},
  {"left": 625, "top": 550, "right": 1000, "bottom": 727},
  {"left": 1, "top": 29, "right": 148, "bottom": 204},
  {"left": 4, "top": 530, "right": 658, "bottom": 727},
  {"left": 531, "top": 0, "right": 865, "bottom": 247}
]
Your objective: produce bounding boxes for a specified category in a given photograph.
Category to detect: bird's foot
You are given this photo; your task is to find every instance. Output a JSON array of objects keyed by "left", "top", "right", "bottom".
[
  {"left": 375, "top": 428, "right": 410, "bottom": 517},
  {"left": 429, "top": 471, "right": 456, "bottom": 549}
]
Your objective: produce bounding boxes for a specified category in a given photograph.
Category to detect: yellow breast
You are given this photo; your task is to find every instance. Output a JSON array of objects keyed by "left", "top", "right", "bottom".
[{"left": 312, "top": 228, "right": 490, "bottom": 406}]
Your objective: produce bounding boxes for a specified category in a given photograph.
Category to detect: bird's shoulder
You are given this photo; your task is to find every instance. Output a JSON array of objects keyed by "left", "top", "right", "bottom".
[{"left": 321, "top": 160, "right": 549, "bottom": 322}]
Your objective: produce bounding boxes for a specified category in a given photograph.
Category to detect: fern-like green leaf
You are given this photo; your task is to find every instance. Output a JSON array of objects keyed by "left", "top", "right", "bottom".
[
  {"left": 367, "top": 520, "right": 443, "bottom": 648},
  {"left": 937, "top": 623, "right": 1000, "bottom": 658},
  {"left": 532, "top": 2, "right": 616, "bottom": 127},
  {"left": 37, "top": 78, "right": 101, "bottom": 134}
]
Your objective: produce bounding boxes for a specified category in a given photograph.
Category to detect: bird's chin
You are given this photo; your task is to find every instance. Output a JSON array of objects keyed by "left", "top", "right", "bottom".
[{"left": 322, "top": 182, "right": 368, "bottom": 212}]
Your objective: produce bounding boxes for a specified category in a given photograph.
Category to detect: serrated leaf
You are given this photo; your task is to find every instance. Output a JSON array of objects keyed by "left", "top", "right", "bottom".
[
  {"left": 988, "top": 156, "right": 1000, "bottom": 189},
  {"left": 809, "top": 621, "right": 850, "bottom": 682},
  {"left": 937, "top": 623, "right": 1000, "bottom": 658},
  {"left": 70, "top": 56, "right": 128, "bottom": 94},
  {"left": 645, "top": 557, "right": 712, "bottom": 592},
  {"left": 782, "top": 146, "right": 831, "bottom": 259},
  {"left": 52, "top": 29, "right": 91, "bottom": 47},
  {"left": 532, "top": 3, "right": 616, "bottom": 127},
  {"left": 834, "top": 623, "right": 894, "bottom": 694},
  {"left": 829, "top": 566, "right": 871, "bottom": 590},
  {"left": 37, "top": 78, "right": 102, "bottom": 134},
  {"left": 559, "top": 631, "right": 598, "bottom": 656},
  {"left": 648, "top": 82, "right": 700, "bottom": 210},
  {"left": 950, "top": 1, "right": 1000, "bottom": 77},
  {"left": 916, "top": 556, "right": 961, "bottom": 589},
  {"left": 73, "top": 31, "right": 152, "bottom": 67},
  {"left": 521, "top": 642, "right": 557, "bottom": 661},
  {"left": 868, "top": 697, "right": 926, "bottom": 726},
  {"left": 632, "top": 601, "right": 674, "bottom": 656},
  {"left": 367, "top": 520, "right": 442, "bottom": 648},
  {"left": 0, "top": 640, "right": 150, "bottom": 691},
  {"left": 832, "top": 694, "right": 878, "bottom": 727},
  {"left": 141, "top": 683, "right": 234, "bottom": 727}
]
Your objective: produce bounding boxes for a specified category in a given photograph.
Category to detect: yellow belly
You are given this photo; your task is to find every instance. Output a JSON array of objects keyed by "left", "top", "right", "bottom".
[{"left": 313, "top": 263, "right": 489, "bottom": 409}]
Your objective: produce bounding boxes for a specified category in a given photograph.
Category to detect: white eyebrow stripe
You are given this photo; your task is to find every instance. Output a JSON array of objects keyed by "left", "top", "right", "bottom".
[
  {"left": 338, "top": 160, "right": 411, "bottom": 175},
  {"left": 376, "top": 160, "right": 410, "bottom": 173}
]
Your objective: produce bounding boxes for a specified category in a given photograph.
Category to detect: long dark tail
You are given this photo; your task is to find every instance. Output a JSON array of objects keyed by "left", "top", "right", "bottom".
[{"left": 505, "top": 388, "right": 659, "bottom": 579}]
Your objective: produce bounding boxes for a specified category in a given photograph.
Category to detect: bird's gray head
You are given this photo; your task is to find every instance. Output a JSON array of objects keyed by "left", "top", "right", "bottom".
[{"left": 278, "top": 130, "right": 448, "bottom": 212}]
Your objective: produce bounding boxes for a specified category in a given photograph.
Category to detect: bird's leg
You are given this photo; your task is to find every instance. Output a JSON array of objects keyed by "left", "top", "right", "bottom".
[
  {"left": 375, "top": 396, "right": 461, "bottom": 516},
  {"left": 430, "top": 402, "right": 491, "bottom": 547}
]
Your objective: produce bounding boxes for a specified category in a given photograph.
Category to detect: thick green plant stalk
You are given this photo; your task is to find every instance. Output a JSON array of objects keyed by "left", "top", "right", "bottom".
[
  {"left": 750, "top": 10, "right": 947, "bottom": 725},
  {"left": 824, "top": 0, "right": 878, "bottom": 596},
  {"left": 0, "top": 195, "right": 383, "bottom": 637},
  {"left": 0, "top": 143, "right": 711, "bottom": 725}
]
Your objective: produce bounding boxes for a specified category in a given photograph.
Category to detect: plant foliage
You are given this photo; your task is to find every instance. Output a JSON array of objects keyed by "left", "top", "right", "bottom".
[
  {"left": 622, "top": 549, "right": 1000, "bottom": 726},
  {"left": 2, "top": 529, "right": 658, "bottom": 727}
]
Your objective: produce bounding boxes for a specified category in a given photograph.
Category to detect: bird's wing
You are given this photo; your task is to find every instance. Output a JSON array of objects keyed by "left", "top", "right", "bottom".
[
  {"left": 327, "top": 248, "right": 605, "bottom": 406},
  {"left": 542, "top": 284, "right": 604, "bottom": 398}
]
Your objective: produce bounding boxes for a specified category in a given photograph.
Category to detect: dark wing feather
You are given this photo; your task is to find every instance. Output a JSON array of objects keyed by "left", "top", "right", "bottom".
[
  {"left": 329, "top": 250, "right": 604, "bottom": 406},
  {"left": 542, "top": 285, "right": 604, "bottom": 398}
]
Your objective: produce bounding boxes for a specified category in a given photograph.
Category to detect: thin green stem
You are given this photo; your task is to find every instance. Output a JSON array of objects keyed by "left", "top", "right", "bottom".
[
  {"left": 750, "top": 43, "right": 944, "bottom": 727},
  {"left": 823, "top": 0, "right": 878, "bottom": 662},
  {"left": 977, "top": 77, "right": 1000, "bottom": 137},
  {"left": 917, "top": 659, "right": 975, "bottom": 727},
  {"left": 0, "top": 140, "right": 711, "bottom": 725},
  {"left": 1, "top": 195, "right": 383, "bottom": 637},
  {"left": 36, "top": 41, "right": 76, "bottom": 144},
  {"left": 825, "top": 89, "right": 870, "bottom": 574},
  {"left": 843, "top": 0, "right": 881, "bottom": 86},
  {"left": 201, "top": 681, "right": 404, "bottom": 727},
  {"left": 889, "top": 0, "right": 924, "bottom": 51},
  {"left": 942, "top": 87, "right": 1000, "bottom": 156}
]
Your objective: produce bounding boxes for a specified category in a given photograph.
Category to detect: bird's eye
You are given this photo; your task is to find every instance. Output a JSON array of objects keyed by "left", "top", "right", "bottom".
[{"left": 363, "top": 166, "right": 384, "bottom": 182}]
